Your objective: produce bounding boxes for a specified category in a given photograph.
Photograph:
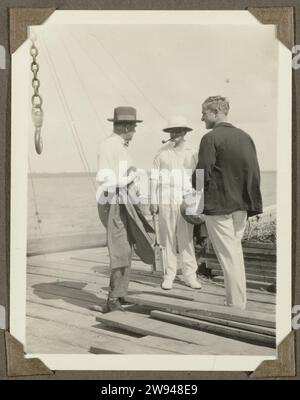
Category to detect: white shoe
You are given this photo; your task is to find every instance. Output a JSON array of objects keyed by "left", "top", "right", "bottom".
[
  {"left": 185, "top": 279, "right": 202, "bottom": 289},
  {"left": 161, "top": 277, "right": 173, "bottom": 290}
]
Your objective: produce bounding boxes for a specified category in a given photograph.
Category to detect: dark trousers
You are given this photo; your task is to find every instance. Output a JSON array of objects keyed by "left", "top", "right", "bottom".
[
  {"left": 98, "top": 201, "right": 132, "bottom": 300},
  {"left": 108, "top": 266, "right": 130, "bottom": 299}
]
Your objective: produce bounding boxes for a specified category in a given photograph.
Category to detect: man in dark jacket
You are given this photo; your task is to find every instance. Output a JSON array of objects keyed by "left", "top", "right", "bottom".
[{"left": 193, "top": 96, "right": 262, "bottom": 310}]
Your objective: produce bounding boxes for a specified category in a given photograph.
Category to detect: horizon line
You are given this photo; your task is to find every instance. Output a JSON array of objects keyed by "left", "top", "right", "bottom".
[{"left": 28, "top": 169, "right": 277, "bottom": 176}]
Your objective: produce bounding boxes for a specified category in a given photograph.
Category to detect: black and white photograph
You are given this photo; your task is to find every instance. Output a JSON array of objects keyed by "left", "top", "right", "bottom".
[{"left": 10, "top": 10, "right": 292, "bottom": 371}]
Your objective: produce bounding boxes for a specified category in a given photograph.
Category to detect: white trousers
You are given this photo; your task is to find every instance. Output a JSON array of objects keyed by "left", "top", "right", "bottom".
[
  {"left": 158, "top": 204, "right": 198, "bottom": 283},
  {"left": 205, "top": 211, "right": 247, "bottom": 310}
]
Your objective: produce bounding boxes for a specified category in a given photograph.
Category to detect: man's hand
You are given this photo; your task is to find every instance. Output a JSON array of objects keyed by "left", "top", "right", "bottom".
[
  {"left": 150, "top": 204, "right": 159, "bottom": 215},
  {"left": 126, "top": 166, "right": 137, "bottom": 176}
]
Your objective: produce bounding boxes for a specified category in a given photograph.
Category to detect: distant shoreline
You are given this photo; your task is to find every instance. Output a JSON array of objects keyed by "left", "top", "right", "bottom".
[
  {"left": 28, "top": 172, "right": 98, "bottom": 178},
  {"left": 28, "top": 170, "right": 277, "bottom": 178}
]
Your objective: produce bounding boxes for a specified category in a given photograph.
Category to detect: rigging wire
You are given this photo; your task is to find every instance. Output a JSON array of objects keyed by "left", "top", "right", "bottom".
[
  {"left": 28, "top": 156, "right": 43, "bottom": 235},
  {"left": 70, "top": 32, "right": 130, "bottom": 106},
  {"left": 61, "top": 31, "right": 110, "bottom": 139},
  {"left": 40, "top": 32, "right": 96, "bottom": 192},
  {"left": 89, "top": 32, "right": 167, "bottom": 122},
  {"left": 71, "top": 31, "right": 165, "bottom": 135}
]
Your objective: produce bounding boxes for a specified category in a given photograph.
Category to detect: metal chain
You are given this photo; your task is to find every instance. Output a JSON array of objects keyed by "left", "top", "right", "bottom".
[{"left": 30, "top": 34, "right": 43, "bottom": 154}]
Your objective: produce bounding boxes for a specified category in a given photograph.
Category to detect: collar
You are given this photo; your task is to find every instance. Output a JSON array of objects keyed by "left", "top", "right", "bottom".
[
  {"left": 168, "top": 138, "right": 186, "bottom": 150},
  {"left": 215, "top": 122, "right": 234, "bottom": 128},
  {"left": 112, "top": 132, "right": 123, "bottom": 142},
  {"left": 112, "top": 132, "right": 129, "bottom": 147}
]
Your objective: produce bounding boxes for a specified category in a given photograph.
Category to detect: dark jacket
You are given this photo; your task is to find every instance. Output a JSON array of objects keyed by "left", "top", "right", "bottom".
[{"left": 193, "top": 122, "right": 263, "bottom": 217}]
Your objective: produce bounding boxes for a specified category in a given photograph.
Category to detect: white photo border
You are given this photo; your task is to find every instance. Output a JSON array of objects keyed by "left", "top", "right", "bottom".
[{"left": 10, "top": 10, "right": 291, "bottom": 371}]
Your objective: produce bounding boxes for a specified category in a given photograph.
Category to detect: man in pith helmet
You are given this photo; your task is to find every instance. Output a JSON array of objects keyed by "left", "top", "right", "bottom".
[{"left": 150, "top": 116, "right": 202, "bottom": 290}]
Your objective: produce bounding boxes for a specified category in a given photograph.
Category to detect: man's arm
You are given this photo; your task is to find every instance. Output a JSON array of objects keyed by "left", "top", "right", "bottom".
[
  {"left": 192, "top": 133, "right": 216, "bottom": 189},
  {"left": 249, "top": 137, "right": 261, "bottom": 182},
  {"left": 150, "top": 156, "right": 160, "bottom": 214},
  {"left": 182, "top": 149, "right": 198, "bottom": 196},
  {"left": 96, "top": 145, "right": 136, "bottom": 189}
]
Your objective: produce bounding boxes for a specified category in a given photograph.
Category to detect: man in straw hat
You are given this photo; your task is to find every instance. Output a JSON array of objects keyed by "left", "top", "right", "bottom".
[
  {"left": 96, "top": 106, "right": 154, "bottom": 312},
  {"left": 150, "top": 116, "right": 202, "bottom": 290},
  {"left": 193, "top": 96, "right": 262, "bottom": 310}
]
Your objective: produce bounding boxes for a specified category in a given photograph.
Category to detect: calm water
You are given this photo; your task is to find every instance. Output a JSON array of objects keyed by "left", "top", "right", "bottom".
[{"left": 27, "top": 171, "right": 276, "bottom": 239}]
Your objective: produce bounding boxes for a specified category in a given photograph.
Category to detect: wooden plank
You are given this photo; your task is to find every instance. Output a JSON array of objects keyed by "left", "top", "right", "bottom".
[
  {"left": 26, "top": 301, "right": 141, "bottom": 342},
  {"left": 243, "top": 245, "right": 277, "bottom": 256},
  {"left": 28, "top": 258, "right": 160, "bottom": 280},
  {"left": 211, "top": 269, "right": 276, "bottom": 284},
  {"left": 27, "top": 311, "right": 178, "bottom": 355},
  {"left": 27, "top": 250, "right": 276, "bottom": 305},
  {"left": 27, "top": 277, "right": 276, "bottom": 354},
  {"left": 206, "top": 250, "right": 276, "bottom": 263},
  {"left": 27, "top": 265, "right": 275, "bottom": 313},
  {"left": 27, "top": 275, "right": 107, "bottom": 307},
  {"left": 27, "top": 265, "right": 108, "bottom": 285},
  {"left": 242, "top": 241, "right": 276, "bottom": 250},
  {"left": 28, "top": 262, "right": 274, "bottom": 312},
  {"left": 129, "top": 268, "right": 276, "bottom": 304},
  {"left": 204, "top": 253, "right": 276, "bottom": 265},
  {"left": 26, "top": 332, "right": 89, "bottom": 354},
  {"left": 150, "top": 311, "right": 276, "bottom": 347},
  {"left": 29, "top": 250, "right": 275, "bottom": 303},
  {"left": 125, "top": 293, "right": 275, "bottom": 328},
  {"left": 211, "top": 267, "right": 276, "bottom": 279},
  {"left": 28, "top": 270, "right": 205, "bottom": 310},
  {"left": 212, "top": 276, "right": 274, "bottom": 291},
  {"left": 129, "top": 267, "right": 275, "bottom": 301},
  {"left": 137, "top": 336, "right": 210, "bottom": 354},
  {"left": 70, "top": 256, "right": 110, "bottom": 265},
  {"left": 27, "top": 316, "right": 99, "bottom": 353},
  {"left": 27, "top": 267, "right": 108, "bottom": 284},
  {"left": 150, "top": 308, "right": 276, "bottom": 337},
  {"left": 26, "top": 315, "right": 141, "bottom": 354},
  {"left": 96, "top": 311, "right": 275, "bottom": 355},
  {"left": 28, "top": 270, "right": 216, "bottom": 304},
  {"left": 32, "top": 257, "right": 109, "bottom": 269},
  {"left": 28, "top": 258, "right": 110, "bottom": 272},
  {"left": 207, "top": 248, "right": 276, "bottom": 258},
  {"left": 207, "top": 259, "right": 276, "bottom": 272},
  {"left": 90, "top": 338, "right": 176, "bottom": 355},
  {"left": 43, "top": 278, "right": 196, "bottom": 303},
  {"left": 27, "top": 287, "right": 105, "bottom": 317}
]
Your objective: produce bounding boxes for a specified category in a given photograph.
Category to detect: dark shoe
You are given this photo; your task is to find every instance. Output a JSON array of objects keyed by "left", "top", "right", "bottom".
[
  {"left": 118, "top": 297, "right": 130, "bottom": 305},
  {"left": 104, "top": 298, "right": 125, "bottom": 313}
]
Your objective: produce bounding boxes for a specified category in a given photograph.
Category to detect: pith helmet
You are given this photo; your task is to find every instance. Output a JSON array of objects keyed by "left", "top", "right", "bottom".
[{"left": 163, "top": 116, "right": 193, "bottom": 133}]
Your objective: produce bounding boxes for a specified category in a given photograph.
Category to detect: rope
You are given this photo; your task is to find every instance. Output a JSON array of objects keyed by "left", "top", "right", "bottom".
[{"left": 40, "top": 33, "right": 96, "bottom": 192}]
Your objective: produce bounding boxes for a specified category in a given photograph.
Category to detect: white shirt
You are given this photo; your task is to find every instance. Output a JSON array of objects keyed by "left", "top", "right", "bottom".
[
  {"left": 151, "top": 140, "right": 198, "bottom": 204},
  {"left": 96, "top": 133, "right": 135, "bottom": 203}
]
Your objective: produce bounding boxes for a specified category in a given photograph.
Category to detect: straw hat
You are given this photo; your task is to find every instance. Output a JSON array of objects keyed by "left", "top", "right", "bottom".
[{"left": 107, "top": 106, "right": 143, "bottom": 123}]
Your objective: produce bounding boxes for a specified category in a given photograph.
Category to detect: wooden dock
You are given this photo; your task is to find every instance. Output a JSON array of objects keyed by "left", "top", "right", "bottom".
[
  {"left": 26, "top": 246, "right": 276, "bottom": 355},
  {"left": 204, "top": 241, "right": 276, "bottom": 291}
]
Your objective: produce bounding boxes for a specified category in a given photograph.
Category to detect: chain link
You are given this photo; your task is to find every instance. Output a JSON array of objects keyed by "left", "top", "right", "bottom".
[{"left": 30, "top": 36, "right": 43, "bottom": 154}]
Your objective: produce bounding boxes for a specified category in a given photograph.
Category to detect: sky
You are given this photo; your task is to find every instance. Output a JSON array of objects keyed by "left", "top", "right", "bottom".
[{"left": 27, "top": 23, "right": 278, "bottom": 173}]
